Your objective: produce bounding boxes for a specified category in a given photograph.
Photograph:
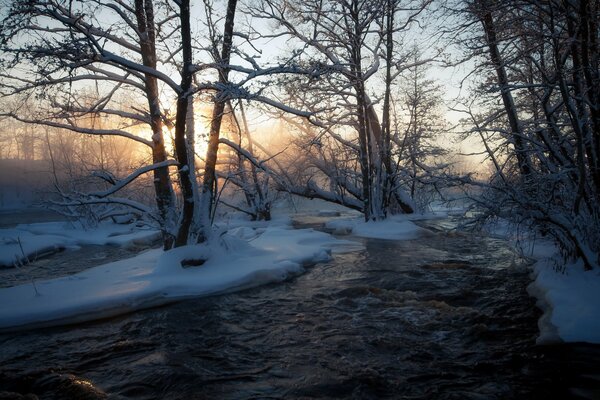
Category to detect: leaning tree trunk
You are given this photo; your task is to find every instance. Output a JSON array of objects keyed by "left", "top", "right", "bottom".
[{"left": 480, "top": 7, "right": 532, "bottom": 177}]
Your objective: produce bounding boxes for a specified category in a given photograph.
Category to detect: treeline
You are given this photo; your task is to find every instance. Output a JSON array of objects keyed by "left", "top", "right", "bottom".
[
  {"left": 0, "top": 0, "right": 450, "bottom": 249},
  {"left": 0, "top": 0, "right": 598, "bottom": 268},
  {"left": 455, "top": 0, "right": 600, "bottom": 268}
]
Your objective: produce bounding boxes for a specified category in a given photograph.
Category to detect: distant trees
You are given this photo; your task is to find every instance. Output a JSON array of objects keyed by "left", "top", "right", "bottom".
[
  {"left": 249, "top": 0, "right": 441, "bottom": 221},
  {"left": 0, "top": 0, "right": 454, "bottom": 249},
  {"left": 453, "top": 0, "right": 600, "bottom": 268},
  {"left": 396, "top": 48, "right": 448, "bottom": 207},
  {"left": 217, "top": 101, "right": 276, "bottom": 221},
  {"left": 0, "top": 0, "right": 182, "bottom": 246},
  {"left": 0, "top": 115, "right": 40, "bottom": 160},
  {"left": 0, "top": 0, "right": 285, "bottom": 248},
  {"left": 0, "top": 0, "right": 257, "bottom": 247}
]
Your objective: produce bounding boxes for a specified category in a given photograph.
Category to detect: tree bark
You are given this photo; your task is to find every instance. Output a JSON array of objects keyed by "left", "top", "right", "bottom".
[
  {"left": 348, "top": 2, "right": 372, "bottom": 221},
  {"left": 380, "top": 0, "right": 394, "bottom": 213}
]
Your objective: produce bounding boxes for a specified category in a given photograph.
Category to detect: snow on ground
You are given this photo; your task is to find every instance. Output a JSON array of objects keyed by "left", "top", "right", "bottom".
[
  {"left": 0, "top": 221, "right": 160, "bottom": 267},
  {"left": 324, "top": 213, "right": 439, "bottom": 240},
  {"left": 525, "top": 235, "right": 600, "bottom": 345},
  {"left": 427, "top": 200, "right": 469, "bottom": 217},
  {"left": 0, "top": 224, "right": 362, "bottom": 331},
  {"left": 481, "top": 219, "right": 600, "bottom": 344},
  {"left": 529, "top": 258, "right": 600, "bottom": 344}
]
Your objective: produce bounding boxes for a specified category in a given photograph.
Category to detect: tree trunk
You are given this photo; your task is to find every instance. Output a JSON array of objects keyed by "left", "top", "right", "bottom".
[
  {"left": 569, "top": 0, "right": 600, "bottom": 199},
  {"left": 173, "top": 0, "right": 196, "bottom": 247},
  {"left": 480, "top": 8, "right": 532, "bottom": 177},
  {"left": 134, "top": 0, "right": 176, "bottom": 249},
  {"left": 366, "top": 104, "right": 414, "bottom": 214},
  {"left": 197, "top": 0, "right": 238, "bottom": 242},
  {"left": 380, "top": 0, "right": 394, "bottom": 213}
]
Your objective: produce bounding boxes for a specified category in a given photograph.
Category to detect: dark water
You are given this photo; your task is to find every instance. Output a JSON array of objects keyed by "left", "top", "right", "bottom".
[{"left": 1, "top": 217, "right": 600, "bottom": 399}]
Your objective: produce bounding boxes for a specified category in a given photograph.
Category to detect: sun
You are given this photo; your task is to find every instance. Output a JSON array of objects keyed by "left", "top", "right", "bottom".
[{"left": 193, "top": 104, "right": 213, "bottom": 160}]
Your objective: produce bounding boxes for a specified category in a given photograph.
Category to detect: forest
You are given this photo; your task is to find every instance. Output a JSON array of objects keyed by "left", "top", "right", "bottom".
[
  {"left": 1, "top": 0, "right": 598, "bottom": 266},
  {"left": 0, "top": 0, "right": 599, "bottom": 398}
]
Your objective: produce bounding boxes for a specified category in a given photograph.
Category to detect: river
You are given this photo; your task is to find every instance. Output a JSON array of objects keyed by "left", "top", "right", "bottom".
[{"left": 0, "top": 214, "right": 599, "bottom": 399}]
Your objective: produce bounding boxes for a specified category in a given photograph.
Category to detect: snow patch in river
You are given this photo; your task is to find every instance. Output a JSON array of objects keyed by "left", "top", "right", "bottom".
[
  {"left": 324, "top": 214, "right": 436, "bottom": 239},
  {"left": 0, "top": 225, "right": 361, "bottom": 331}
]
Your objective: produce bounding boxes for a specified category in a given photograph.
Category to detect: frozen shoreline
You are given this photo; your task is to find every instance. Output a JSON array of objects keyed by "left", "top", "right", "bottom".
[
  {"left": 483, "top": 220, "right": 600, "bottom": 344},
  {"left": 3, "top": 207, "right": 597, "bottom": 343},
  {"left": 0, "top": 209, "right": 436, "bottom": 332},
  {"left": 528, "top": 257, "right": 600, "bottom": 344},
  {"left": 0, "top": 221, "right": 161, "bottom": 267}
]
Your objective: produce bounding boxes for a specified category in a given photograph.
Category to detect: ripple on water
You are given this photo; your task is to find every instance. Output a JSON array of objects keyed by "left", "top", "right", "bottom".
[{"left": 1, "top": 217, "right": 599, "bottom": 399}]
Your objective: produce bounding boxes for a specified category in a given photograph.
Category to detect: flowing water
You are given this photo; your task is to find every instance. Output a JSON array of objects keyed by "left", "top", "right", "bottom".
[{"left": 1, "top": 215, "right": 599, "bottom": 399}]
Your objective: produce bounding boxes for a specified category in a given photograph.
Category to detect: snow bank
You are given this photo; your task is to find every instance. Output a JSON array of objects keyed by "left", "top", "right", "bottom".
[
  {"left": 484, "top": 219, "right": 600, "bottom": 344},
  {"left": 530, "top": 259, "right": 600, "bottom": 344},
  {"left": 0, "top": 226, "right": 360, "bottom": 331},
  {"left": 324, "top": 214, "right": 434, "bottom": 240},
  {"left": 0, "top": 221, "right": 160, "bottom": 267}
]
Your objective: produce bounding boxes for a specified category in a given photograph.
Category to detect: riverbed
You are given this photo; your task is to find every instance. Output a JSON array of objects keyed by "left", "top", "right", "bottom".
[{"left": 0, "top": 215, "right": 599, "bottom": 399}]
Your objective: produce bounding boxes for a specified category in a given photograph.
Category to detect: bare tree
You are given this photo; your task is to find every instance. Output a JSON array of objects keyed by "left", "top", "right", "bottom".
[
  {"left": 450, "top": 0, "right": 600, "bottom": 269},
  {"left": 249, "top": 0, "right": 435, "bottom": 220},
  {"left": 395, "top": 47, "right": 448, "bottom": 206},
  {"left": 0, "top": 0, "right": 326, "bottom": 247},
  {"left": 0, "top": 0, "right": 180, "bottom": 246}
]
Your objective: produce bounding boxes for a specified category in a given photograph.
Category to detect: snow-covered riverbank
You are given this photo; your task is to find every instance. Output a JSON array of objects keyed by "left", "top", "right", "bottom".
[
  {"left": 2, "top": 206, "right": 598, "bottom": 345},
  {"left": 0, "top": 219, "right": 363, "bottom": 331},
  {"left": 483, "top": 220, "right": 600, "bottom": 344},
  {"left": 529, "top": 258, "right": 600, "bottom": 344},
  {"left": 0, "top": 220, "right": 161, "bottom": 267}
]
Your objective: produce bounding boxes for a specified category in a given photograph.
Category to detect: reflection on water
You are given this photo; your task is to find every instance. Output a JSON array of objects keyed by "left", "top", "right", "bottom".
[{"left": 0, "top": 216, "right": 599, "bottom": 399}]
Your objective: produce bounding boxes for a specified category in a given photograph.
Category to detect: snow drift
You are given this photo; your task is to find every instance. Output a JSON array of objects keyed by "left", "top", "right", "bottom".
[
  {"left": 529, "top": 258, "right": 600, "bottom": 344},
  {"left": 483, "top": 220, "right": 600, "bottom": 344}
]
